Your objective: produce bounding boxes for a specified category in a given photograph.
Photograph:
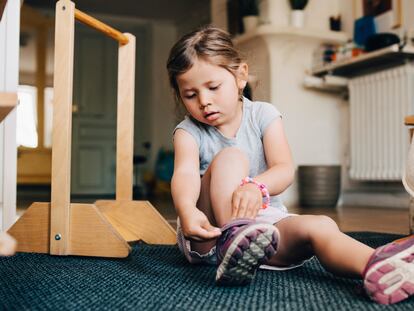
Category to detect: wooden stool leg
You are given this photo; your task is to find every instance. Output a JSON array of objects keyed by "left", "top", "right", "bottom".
[
  {"left": 95, "top": 200, "right": 176, "bottom": 244},
  {"left": 50, "top": 0, "right": 74, "bottom": 255}
]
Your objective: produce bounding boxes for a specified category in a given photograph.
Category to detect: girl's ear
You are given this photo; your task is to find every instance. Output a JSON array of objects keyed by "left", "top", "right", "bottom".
[{"left": 236, "top": 63, "right": 248, "bottom": 89}]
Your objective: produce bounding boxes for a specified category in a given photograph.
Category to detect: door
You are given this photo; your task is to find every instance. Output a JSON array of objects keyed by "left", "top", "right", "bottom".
[{"left": 71, "top": 23, "right": 151, "bottom": 195}]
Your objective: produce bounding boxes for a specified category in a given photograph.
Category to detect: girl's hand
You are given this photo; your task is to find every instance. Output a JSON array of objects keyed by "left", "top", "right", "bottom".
[
  {"left": 232, "top": 183, "right": 262, "bottom": 219},
  {"left": 180, "top": 208, "right": 221, "bottom": 242}
]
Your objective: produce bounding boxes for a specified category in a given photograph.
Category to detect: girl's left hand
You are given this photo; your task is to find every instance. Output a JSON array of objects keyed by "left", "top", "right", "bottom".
[{"left": 231, "top": 183, "right": 262, "bottom": 219}]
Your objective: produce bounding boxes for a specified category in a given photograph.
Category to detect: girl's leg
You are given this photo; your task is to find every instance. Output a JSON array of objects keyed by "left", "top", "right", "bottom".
[
  {"left": 268, "top": 215, "right": 374, "bottom": 278},
  {"left": 190, "top": 147, "right": 249, "bottom": 254}
]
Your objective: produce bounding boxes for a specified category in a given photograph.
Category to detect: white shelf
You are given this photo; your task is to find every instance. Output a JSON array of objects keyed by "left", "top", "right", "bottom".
[
  {"left": 303, "top": 75, "right": 348, "bottom": 95},
  {"left": 233, "top": 25, "right": 348, "bottom": 45},
  {"left": 311, "top": 44, "right": 414, "bottom": 77}
]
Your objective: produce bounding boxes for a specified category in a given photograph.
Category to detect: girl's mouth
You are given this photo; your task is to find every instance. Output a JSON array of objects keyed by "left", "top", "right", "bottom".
[{"left": 204, "top": 111, "right": 219, "bottom": 121}]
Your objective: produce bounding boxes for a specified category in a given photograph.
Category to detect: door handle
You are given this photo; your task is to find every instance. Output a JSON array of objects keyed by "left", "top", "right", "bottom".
[{"left": 72, "top": 104, "right": 79, "bottom": 113}]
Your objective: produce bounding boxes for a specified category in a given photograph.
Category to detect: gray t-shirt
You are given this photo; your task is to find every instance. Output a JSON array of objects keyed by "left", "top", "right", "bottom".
[{"left": 173, "top": 97, "right": 286, "bottom": 210}]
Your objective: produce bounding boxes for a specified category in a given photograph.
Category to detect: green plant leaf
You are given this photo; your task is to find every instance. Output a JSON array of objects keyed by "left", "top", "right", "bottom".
[{"left": 289, "top": 0, "right": 308, "bottom": 10}]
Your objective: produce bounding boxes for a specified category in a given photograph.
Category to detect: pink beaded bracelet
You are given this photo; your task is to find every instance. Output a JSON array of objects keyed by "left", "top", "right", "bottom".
[{"left": 240, "top": 177, "right": 270, "bottom": 209}]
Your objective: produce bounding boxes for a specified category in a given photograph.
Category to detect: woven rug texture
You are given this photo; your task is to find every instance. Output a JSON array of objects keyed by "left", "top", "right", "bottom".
[{"left": 0, "top": 232, "right": 413, "bottom": 310}]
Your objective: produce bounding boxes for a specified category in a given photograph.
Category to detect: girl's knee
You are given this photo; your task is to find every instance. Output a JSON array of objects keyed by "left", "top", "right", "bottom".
[
  {"left": 317, "top": 215, "right": 338, "bottom": 228},
  {"left": 307, "top": 215, "right": 339, "bottom": 236},
  {"left": 211, "top": 147, "right": 249, "bottom": 169}
]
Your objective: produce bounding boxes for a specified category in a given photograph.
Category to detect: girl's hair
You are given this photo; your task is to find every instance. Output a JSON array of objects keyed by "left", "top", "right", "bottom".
[{"left": 166, "top": 25, "right": 244, "bottom": 104}]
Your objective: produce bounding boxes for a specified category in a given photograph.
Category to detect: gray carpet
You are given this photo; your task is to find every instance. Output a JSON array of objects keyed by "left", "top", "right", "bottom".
[{"left": 0, "top": 232, "right": 412, "bottom": 310}]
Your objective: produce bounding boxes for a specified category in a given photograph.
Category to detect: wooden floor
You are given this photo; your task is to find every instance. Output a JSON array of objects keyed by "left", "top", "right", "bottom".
[
  {"left": 17, "top": 196, "right": 411, "bottom": 235},
  {"left": 289, "top": 205, "right": 410, "bottom": 235},
  {"left": 150, "top": 196, "right": 411, "bottom": 235}
]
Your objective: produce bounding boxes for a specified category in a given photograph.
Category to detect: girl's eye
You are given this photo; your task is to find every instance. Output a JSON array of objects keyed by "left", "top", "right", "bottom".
[
  {"left": 210, "top": 85, "right": 220, "bottom": 91},
  {"left": 184, "top": 94, "right": 195, "bottom": 99}
]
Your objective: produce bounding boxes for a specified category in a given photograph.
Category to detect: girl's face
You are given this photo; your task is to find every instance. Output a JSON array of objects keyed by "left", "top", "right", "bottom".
[{"left": 176, "top": 58, "right": 247, "bottom": 128}]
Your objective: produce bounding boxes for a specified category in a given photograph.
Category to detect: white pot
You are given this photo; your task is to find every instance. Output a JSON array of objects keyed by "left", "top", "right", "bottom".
[
  {"left": 259, "top": 0, "right": 289, "bottom": 26},
  {"left": 243, "top": 16, "right": 259, "bottom": 33},
  {"left": 290, "top": 10, "right": 305, "bottom": 28}
]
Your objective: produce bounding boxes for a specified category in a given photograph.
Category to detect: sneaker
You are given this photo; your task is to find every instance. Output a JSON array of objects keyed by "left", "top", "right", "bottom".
[
  {"left": 215, "top": 218, "right": 279, "bottom": 286},
  {"left": 363, "top": 235, "right": 414, "bottom": 304}
]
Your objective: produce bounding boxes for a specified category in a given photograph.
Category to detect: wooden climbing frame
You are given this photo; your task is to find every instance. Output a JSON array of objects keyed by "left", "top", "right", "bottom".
[{"left": 8, "top": 0, "right": 176, "bottom": 257}]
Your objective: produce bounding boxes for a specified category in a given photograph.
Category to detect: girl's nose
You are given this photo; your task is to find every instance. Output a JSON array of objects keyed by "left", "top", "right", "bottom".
[
  {"left": 199, "top": 102, "right": 211, "bottom": 110},
  {"left": 198, "top": 94, "right": 211, "bottom": 109}
]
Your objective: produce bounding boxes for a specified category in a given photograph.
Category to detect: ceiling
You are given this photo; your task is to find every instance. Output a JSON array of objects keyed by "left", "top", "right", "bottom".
[{"left": 24, "top": 0, "right": 211, "bottom": 22}]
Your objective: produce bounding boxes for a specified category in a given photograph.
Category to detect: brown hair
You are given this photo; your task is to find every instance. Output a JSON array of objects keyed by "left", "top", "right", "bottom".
[{"left": 166, "top": 25, "right": 244, "bottom": 105}]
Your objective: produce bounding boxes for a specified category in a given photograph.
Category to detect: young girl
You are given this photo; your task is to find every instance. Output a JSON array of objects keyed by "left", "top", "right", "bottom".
[{"left": 167, "top": 25, "right": 414, "bottom": 305}]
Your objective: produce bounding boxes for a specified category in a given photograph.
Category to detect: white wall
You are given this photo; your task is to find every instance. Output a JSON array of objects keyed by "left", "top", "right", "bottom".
[
  {"left": 402, "top": 0, "right": 414, "bottom": 33},
  {"left": 0, "top": 0, "right": 19, "bottom": 231}
]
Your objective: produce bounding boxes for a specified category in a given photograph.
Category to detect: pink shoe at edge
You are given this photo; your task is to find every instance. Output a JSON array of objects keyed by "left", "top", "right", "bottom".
[{"left": 363, "top": 235, "right": 414, "bottom": 304}]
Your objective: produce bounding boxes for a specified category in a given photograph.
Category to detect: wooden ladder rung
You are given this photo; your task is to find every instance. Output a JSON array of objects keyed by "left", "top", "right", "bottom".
[{"left": 405, "top": 115, "right": 414, "bottom": 126}]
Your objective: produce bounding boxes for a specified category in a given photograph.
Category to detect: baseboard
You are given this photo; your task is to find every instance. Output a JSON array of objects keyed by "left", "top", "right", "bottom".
[
  {"left": 17, "top": 185, "right": 51, "bottom": 202},
  {"left": 341, "top": 190, "right": 410, "bottom": 209},
  {"left": 17, "top": 185, "right": 117, "bottom": 203}
]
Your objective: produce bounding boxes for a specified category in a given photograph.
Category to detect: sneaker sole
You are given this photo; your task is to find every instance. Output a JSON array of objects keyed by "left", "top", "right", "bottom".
[
  {"left": 215, "top": 223, "right": 279, "bottom": 286},
  {"left": 364, "top": 244, "right": 414, "bottom": 304}
]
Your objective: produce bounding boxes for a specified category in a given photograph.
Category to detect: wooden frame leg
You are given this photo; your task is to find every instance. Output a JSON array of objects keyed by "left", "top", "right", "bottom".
[
  {"left": 95, "top": 200, "right": 176, "bottom": 244},
  {"left": 8, "top": 202, "right": 131, "bottom": 257}
]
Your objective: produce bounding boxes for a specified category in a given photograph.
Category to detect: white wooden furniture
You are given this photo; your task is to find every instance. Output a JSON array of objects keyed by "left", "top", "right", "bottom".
[
  {"left": 0, "top": 0, "right": 19, "bottom": 233},
  {"left": 8, "top": 0, "right": 176, "bottom": 257}
]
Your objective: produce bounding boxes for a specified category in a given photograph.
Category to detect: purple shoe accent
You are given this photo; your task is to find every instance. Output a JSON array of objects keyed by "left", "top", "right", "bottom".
[
  {"left": 215, "top": 218, "right": 279, "bottom": 286},
  {"left": 363, "top": 235, "right": 414, "bottom": 304},
  {"left": 216, "top": 218, "right": 254, "bottom": 263}
]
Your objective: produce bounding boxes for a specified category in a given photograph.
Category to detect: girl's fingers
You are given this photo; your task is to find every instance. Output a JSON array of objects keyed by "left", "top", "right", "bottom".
[
  {"left": 243, "top": 199, "right": 260, "bottom": 219},
  {"left": 246, "top": 201, "right": 257, "bottom": 219},
  {"left": 187, "top": 224, "right": 221, "bottom": 242},
  {"left": 245, "top": 204, "right": 256, "bottom": 219},
  {"left": 236, "top": 198, "right": 249, "bottom": 218},
  {"left": 231, "top": 196, "right": 241, "bottom": 219},
  {"left": 203, "top": 223, "right": 222, "bottom": 237}
]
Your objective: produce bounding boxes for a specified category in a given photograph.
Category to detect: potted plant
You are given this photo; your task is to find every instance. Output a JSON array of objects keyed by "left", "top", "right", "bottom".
[
  {"left": 289, "top": 0, "right": 309, "bottom": 28},
  {"left": 240, "top": 0, "right": 260, "bottom": 33}
]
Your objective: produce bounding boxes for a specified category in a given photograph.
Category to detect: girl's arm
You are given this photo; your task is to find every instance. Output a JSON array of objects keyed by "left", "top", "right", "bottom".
[
  {"left": 172, "top": 129, "right": 221, "bottom": 240},
  {"left": 256, "top": 117, "right": 295, "bottom": 195},
  {"left": 171, "top": 129, "right": 201, "bottom": 216},
  {"left": 232, "top": 117, "right": 294, "bottom": 219}
]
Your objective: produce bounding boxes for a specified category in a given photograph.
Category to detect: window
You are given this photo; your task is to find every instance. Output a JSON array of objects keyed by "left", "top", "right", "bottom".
[
  {"left": 44, "top": 87, "right": 53, "bottom": 148},
  {"left": 16, "top": 85, "right": 54, "bottom": 149},
  {"left": 17, "top": 85, "right": 38, "bottom": 148}
]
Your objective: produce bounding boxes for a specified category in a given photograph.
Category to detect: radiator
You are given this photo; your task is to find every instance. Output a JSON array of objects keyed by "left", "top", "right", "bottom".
[{"left": 349, "top": 64, "right": 414, "bottom": 180}]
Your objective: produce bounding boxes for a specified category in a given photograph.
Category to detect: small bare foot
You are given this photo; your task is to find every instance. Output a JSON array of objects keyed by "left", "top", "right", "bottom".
[{"left": 0, "top": 232, "right": 17, "bottom": 256}]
